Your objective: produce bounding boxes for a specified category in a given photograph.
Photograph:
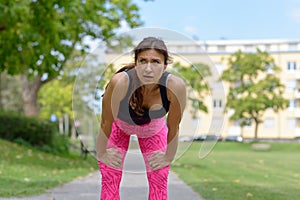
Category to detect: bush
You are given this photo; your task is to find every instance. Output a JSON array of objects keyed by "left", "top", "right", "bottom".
[
  {"left": 0, "top": 110, "right": 57, "bottom": 148},
  {"left": 43, "top": 134, "right": 70, "bottom": 155}
]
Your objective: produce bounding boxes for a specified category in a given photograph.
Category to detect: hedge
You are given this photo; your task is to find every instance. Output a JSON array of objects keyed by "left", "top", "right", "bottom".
[{"left": 0, "top": 111, "right": 57, "bottom": 147}]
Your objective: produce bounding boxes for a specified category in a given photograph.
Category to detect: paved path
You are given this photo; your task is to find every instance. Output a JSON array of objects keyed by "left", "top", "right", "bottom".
[{"left": 0, "top": 149, "right": 203, "bottom": 200}]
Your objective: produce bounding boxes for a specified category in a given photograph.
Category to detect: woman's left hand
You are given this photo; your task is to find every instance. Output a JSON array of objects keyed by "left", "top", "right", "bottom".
[{"left": 148, "top": 151, "right": 171, "bottom": 171}]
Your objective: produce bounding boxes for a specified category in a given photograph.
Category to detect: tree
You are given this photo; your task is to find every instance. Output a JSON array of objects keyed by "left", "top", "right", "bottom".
[
  {"left": 38, "top": 79, "right": 73, "bottom": 121},
  {"left": 0, "top": 72, "right": 23, "bottom": 112},
  {"left": 0, "top": 0, "right": 142, "bottom": 116},
  {"left": 221, "top": 49, "right": 288, "bottom": 140},
  {"left": 172, "top": 62, "right": 211, "bottom": 116}
]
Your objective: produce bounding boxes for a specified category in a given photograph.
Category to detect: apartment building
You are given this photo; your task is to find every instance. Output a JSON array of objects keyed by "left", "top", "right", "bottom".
[{"left": 105, "top": 39, "right": 300, "bottom": 139}]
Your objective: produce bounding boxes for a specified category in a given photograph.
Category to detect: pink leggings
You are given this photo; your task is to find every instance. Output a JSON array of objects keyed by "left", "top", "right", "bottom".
[{"left": 98, "top": 118, "right": 170, "bottom": 200}]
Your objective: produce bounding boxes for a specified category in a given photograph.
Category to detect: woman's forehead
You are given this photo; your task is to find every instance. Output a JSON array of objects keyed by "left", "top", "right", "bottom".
[{"left": 137, "top": 49, "right": 164, "bottom": 59}]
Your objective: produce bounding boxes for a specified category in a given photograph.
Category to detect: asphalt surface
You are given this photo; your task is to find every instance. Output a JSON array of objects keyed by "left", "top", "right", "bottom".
[{"left": 1, "top": 149, "right": 203, "bottom": 200}]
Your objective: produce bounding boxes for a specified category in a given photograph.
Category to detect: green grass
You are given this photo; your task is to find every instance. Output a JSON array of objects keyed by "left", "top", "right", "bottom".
[
  {"left": 0, "top": 139, "right": 97, "bottom": 197},
  {"left": 171, "top": 142, "right": 300, "bottom": 200},
  {"left": 2, "top": 138, "right": 299, "bottom": 199}
]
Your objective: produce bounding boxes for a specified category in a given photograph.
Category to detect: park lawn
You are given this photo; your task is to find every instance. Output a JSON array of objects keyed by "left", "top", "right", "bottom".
[
  {"left": 0, "top": 139, "right": 97, "bottom": 197},
  {"left": 171, "top": 142, "right": 300, "bottom": 200}
]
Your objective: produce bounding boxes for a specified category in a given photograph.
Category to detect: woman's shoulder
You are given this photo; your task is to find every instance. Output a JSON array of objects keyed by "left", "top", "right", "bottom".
[
  {"left": 166, "top": 74, "right": 186, "bottom": 103},
  {"left": 167, "top": 74, "right": 186, "bottom": 90},
  {"left": 105, "top": 72, "right": 129, "bottom": 99},
  {"left": 110, "top": 72, "right": 129, "bottom": 87}
]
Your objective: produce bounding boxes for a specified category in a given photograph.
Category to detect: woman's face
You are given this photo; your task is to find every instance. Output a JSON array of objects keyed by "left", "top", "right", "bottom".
[{"left": 135, "top": 49, "right": 166, "bottom": 85}]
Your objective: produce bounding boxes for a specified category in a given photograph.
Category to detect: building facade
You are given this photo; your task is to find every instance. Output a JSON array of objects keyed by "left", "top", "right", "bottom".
[{"left": 105, "top": 39, "right": 300, "bottom": 139}]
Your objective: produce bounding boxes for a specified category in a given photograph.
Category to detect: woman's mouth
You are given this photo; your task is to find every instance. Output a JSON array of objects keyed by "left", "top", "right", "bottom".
[{"left": 143, "top": 75, "right": 154, "bottom": 80}]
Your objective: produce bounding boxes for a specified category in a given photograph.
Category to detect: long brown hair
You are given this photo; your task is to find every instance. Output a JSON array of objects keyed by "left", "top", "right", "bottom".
[{"left": 113, "top": 37, "right": 172, "bottom": 115}]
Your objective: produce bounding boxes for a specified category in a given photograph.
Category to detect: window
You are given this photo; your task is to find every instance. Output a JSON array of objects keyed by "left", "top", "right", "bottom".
[
  {"left": 245, "top": 45, "right": 254, "bottom": 52},
  {"left": 288, "top": 43, "right": 298, "bottom": 51},
  {"left": 286, "top": 118, "right": 296, "bottom": 129},
  {"left": 217, "top": 45, "right": 226, "bottom": 52},
  {"left": 233, "top": 119, "right": 252, "bottom": 127},
  {"left": 288, "top": 99, "right": 297, "bottom": 109},
  {"left": 213, "top": 100, "right": 217, "bottom": 107},
  {"left": 213, "top": 99, "right": 222, "bottom": 108},
  {"left": 287, "top": 62, "right": 296, "bottom": 71},
  {"left": 285, "top": 80, "right": 297, "bottom": 92},
  {"left": 264, "top": 118, "right": 275, "bottom": 128},
  {"left": 265, "top": 44, "right": 271, "bottom": 51},
  {"left": 176, "top": 45, "right": 183, "bottom": 52}
]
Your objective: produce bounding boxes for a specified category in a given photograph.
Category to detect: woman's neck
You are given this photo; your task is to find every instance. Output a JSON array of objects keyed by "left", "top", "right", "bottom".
[{"left": 143, "top": 84, "right": 159, "bottom": 94}]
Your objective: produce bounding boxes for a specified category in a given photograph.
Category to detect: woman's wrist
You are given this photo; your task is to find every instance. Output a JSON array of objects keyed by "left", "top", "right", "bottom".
[
  {"left": 97, "top": 150, "right": 107, "bottom": 160},
  {"left": 165, "top": 153, "right": 174, "bottom": 163}
]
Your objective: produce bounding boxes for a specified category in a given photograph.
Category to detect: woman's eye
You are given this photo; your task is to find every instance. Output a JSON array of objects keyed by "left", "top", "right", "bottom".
[
  {"left": 139, "top": 59, "right": 147, "bottom": 64},
  {"left": 152, "top": 60, "right": 160, "bottom": 64}
]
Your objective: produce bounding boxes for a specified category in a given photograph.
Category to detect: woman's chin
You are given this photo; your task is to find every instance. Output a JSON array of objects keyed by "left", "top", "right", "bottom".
[{"left": 141, "top": 78, "right": 155, "bottom": 84}]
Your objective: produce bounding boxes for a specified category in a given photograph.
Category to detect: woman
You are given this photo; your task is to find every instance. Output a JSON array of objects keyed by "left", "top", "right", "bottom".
[{"left": 96, "top": 37, "right": 186, "bottom": 200}]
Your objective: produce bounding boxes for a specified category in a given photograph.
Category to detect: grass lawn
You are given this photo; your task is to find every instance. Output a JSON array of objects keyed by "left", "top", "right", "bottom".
[
  {"left": 171, "top": 142, "right": 300, "bottom": 200},
  {"left": 0, "top": 139, "right": 98, "bottom": 197}
]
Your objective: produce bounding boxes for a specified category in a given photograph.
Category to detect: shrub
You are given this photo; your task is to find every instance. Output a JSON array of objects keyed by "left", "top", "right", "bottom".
[
  {"left": 43, "top": 134, "right": 70, "bottom": 155},
  {"left": 0, "top": 110, "right": 57, "bottom": 148}
]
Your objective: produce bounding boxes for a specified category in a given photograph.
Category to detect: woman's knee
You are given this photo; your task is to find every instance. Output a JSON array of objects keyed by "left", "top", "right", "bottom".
[
  {"left": 147, "top": 166, "right": 170, "bottom": 186},
  {"left": 98, "top": 161, "right": 123, "bottom": 179}
]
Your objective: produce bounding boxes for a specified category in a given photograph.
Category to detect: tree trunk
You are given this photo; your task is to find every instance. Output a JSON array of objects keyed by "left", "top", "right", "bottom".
[
  {"left": 20, "top": 74, "right": 42, "bottom": 117},
  {"left": 254, "top": 119, "right": 259, "bottom": 141},
  {"left": 241, "top": 126, "right": 244, "bottom": 139}
]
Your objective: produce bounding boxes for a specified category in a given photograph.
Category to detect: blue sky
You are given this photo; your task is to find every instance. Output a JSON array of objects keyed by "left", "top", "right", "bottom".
[{"left": 131, "top": 0, "right": 300, "bottom": 40}]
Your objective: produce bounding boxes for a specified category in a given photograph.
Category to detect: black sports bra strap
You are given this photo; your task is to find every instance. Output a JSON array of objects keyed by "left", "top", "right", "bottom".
[
  {"left": 159, "top": 72, "right": 170, "bottom": 111},
  {"left": 122, "top": 70, "right": 132, "bottom": 100}
]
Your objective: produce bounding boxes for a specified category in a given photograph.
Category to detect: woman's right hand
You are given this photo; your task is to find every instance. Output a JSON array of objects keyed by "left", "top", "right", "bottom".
[{"left": 98, "top": 148, "right": 123, "bottom": 169}]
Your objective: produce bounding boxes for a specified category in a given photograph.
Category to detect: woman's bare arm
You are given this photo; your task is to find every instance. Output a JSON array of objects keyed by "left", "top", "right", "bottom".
[
  {"left": 148, "top": 75, "right": 186, "bottom": 170},
  {"left": 165, "top": 75, "right": 186, "bottom": 161},
  {"left": 96, "top": 72, "right": 128, "bottom": 159}
]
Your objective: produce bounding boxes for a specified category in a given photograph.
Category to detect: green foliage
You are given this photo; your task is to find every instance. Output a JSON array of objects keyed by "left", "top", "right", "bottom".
[
  {"left": 0, "top": 72, "right": 23, "bottom": 112},
  {"left": 0, "top": 0, "right": 142, "bottom": 77},
  {"left": 38, "top": 79, "right": 73, "bottom": 120},
  {"left": 220, "top": 49, "right": 288, "bottom": 138},
  {"left": 106, "top": 35, "right": 135, "bottom": 53},
  {"left": 172, "top": 62, "right": 211, "bottom": 114},
  {"left": 97, "top": 63, "right": 116, "bottom": 90},
  {"left": 43, "top": 134, "right": 70, "bottom": 155},
  {"left": 0, "top": 110, "right": 56, "bottom": 148},
  {"left": 0, "top": 0, "right": 143, "bottom": 116},
  {"left": 38, "top": 50, "right": 87, "bottom": 121}
]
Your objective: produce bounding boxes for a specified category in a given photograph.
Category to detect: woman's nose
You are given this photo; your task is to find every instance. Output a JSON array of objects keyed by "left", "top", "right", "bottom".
[{"left": 144, "top": 63, "right": 153, "bottom": 72}]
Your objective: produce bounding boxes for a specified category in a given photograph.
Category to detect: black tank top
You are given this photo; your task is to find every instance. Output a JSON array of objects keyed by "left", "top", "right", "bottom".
[{"left": 117, "top": 68, "right": 170, "bottom": 125}]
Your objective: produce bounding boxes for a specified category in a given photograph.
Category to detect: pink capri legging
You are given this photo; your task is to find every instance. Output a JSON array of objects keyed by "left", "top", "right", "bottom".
[{"left": 98, "top": 117, "right": 170, "bottom": 200}]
